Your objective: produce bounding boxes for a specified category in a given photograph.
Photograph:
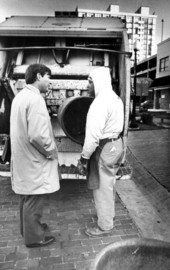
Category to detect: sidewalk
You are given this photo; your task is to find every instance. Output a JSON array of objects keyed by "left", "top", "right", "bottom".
[
  {"left": 117, "top": 127, "right": 170, "bottom": 242},
  {"left": 0, "top": 127, "right": 170, "bottom": 269},
  {"left": 0, "top": 176, "right": 141, "bottom": 270}
]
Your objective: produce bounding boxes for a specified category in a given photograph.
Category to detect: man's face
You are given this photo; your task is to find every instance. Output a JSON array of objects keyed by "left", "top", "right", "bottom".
[
  {"left": 39, "top": 73, "right": 51, "bottom": 94},
  {"left": 87, "top": 77, "right": 95, "bottom": 97}
]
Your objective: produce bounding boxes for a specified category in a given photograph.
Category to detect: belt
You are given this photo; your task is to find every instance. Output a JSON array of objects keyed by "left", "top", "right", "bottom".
[{"left": 99, "top": 135, "right": 121, "bottom": 148}]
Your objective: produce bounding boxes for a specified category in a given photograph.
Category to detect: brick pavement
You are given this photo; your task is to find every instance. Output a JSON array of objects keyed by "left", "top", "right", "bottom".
[{"left": 0, "top": 176, "right": 141, "bottom": 270}]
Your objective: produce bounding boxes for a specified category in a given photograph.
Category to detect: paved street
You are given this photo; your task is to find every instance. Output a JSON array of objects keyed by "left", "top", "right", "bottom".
[
  {"left": 0, "top": 126, "right": 170, "bottom": 270},
  {"left": 128, "top": 128, "right": 170, "bottom": 192}
]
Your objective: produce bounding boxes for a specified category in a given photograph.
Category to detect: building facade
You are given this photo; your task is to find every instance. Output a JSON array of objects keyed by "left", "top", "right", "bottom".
[
  {"left": 131, "top": 54, "right": 157, "bottom": 80},
  {"left": 150, "top": 38, "right": 170, "bottom": 110},
  {"left": 130, "top": 54, "right": 156, "bottom": 101},
  {"left": 77, "top": 5, "right": 157, "bottom": 64}
]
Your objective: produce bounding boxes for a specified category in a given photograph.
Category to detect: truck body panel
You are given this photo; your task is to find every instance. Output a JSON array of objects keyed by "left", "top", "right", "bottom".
[{"left": 0, "top": 14, "right": 131, "bottom": 177}]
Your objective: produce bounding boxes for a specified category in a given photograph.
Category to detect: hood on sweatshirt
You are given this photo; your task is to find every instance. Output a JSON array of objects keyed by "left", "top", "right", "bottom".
[{"left": 89, "top": 67, "right": 113, "bottom": 97}]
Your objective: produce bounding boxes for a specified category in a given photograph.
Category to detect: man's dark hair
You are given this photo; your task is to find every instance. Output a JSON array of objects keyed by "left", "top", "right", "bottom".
[{"left": 25, "top": 64, "right": 51, "bottom": 84}]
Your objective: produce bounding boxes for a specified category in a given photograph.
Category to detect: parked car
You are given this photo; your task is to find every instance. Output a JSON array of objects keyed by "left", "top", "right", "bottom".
[{"left": 140, "top": 100, "right": 153, "bottom": 109}]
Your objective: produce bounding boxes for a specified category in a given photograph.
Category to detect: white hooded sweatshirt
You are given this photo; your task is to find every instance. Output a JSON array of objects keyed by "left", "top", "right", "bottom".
[{"left": 82, "top": 67, "right": 124, "bottom": 159}]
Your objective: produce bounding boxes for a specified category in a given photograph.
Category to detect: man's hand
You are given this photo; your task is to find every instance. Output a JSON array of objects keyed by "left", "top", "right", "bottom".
[
  {"left": 77, "top": 157, "right": 88, "bottom": 176},
  {"left": 46, "top": 148, "right": 58, "bottom": 160}
]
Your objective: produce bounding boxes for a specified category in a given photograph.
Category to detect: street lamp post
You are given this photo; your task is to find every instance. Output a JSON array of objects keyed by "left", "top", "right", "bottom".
[{"left": 129, "top": 45, "right": 139, "bottom": 129}]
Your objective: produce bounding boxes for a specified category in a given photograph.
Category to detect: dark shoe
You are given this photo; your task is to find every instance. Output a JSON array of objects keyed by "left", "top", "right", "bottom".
[
  {"left": 40, "top": 223, "right": 49, "bottom": 231},
  {"left": 85, "top": 225, "right": 113, "bottom": 237},
  {"left": 26, "top": 236, "right": 55, "bottom": 248}
]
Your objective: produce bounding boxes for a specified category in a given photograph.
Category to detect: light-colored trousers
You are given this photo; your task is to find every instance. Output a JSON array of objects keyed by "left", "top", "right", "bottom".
[{"left": 93, "top": 138, "right": 123, "bottom": 230}]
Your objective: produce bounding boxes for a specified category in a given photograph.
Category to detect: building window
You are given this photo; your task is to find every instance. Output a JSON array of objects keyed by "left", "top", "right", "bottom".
[
  {"left": 159, "top": 56, "right": 169, "bottom": 72},
  {"left": 128, "top": 33, "right": 132, "bottom": 39},
  {"left": 95, "top": 13, "right": 101, "bottom": 17},
  {"left": 148, "top": 45, "right": 152, "bottom": 55},
  {"left": 126, "top": 16, "right": 133, "bottom": 23},
  {"left": 149, "top": 29, "right": 152, "bottom": 35},
  {"left": 148, "top": 18, "right": 153, "bottom": 24}
]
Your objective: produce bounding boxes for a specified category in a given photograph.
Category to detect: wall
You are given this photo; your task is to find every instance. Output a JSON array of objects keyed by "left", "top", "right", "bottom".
[
  {"left": 157, "top": 38, "right": 170, "bottom": 78},
  {"left": 159, "top": 89, "right": 170, "bottom": 109}
]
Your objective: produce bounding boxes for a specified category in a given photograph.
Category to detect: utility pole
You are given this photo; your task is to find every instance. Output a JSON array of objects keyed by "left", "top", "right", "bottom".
[{"left": 161, "top": 19, "right": 164, "bottom": 42}]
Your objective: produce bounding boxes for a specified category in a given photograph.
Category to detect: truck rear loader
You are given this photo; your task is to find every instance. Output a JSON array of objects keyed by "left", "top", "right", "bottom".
[{"left": 0, "top": 12, "right": 131, "bottom": 178}]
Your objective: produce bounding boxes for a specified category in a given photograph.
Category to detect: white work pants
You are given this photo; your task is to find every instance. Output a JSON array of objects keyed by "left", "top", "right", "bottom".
[{"left": 93, "top": 138, "right": 123, "bottom": 230}]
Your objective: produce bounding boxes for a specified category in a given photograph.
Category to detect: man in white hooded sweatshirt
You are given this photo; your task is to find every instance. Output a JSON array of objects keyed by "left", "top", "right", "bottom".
[{"left": 77, "top": 67, "right": 124, "bottom": 237}]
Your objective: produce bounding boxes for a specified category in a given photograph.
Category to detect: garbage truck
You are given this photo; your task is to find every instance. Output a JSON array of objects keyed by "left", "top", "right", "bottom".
[{"left": 0, "top": 11, "right": 131, "bottom": 178}]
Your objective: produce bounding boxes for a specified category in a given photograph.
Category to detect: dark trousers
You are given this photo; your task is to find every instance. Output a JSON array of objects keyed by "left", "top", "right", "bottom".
[{"left": 20, "top": 194, "right": 46, "bottom": 245}]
